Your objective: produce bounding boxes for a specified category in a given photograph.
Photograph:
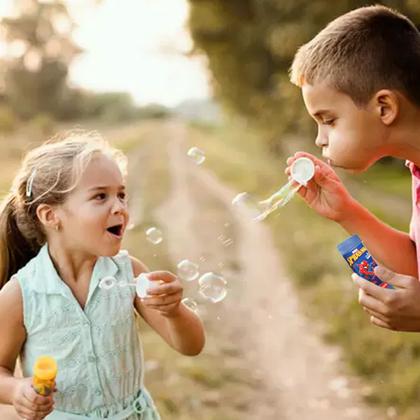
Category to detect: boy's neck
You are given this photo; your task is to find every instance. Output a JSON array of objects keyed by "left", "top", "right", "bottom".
[{"left": 385, "top": 101, "right": 420, "bottom": 168}]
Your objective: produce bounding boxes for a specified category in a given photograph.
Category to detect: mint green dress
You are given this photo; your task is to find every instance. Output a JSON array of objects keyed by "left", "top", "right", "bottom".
[{"left": 16, "top": 245, "right": 161, "bottom": 420}]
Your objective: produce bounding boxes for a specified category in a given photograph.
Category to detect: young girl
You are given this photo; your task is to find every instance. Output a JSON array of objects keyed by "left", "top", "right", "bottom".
[{"left": 0, "top": 132, "right": 205, "bottom": 420}]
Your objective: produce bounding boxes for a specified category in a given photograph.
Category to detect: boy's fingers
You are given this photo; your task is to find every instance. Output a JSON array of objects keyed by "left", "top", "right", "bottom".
[
  {"left": 352, "top": 273, "right": 390, "bottom": 301},
  {"left": 370, "top": 315, "right": 391, "bottom": 330},
  {"left": 358, "top": 288, "right": 388, "bottom": 315},
  {"left": 374, "top": 265, "right": 416, "bottom": 288},
  {"left": 293, "top": 151, "right": 325, "bottom": 167}
]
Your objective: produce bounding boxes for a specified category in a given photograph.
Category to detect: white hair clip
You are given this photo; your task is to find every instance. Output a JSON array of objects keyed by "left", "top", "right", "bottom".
[{"left": 26, "top": 169, "right": 37, "bottom": 198}]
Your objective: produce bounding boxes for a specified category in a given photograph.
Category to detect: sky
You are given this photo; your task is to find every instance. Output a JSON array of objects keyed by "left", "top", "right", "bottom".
[{"left": 0, "top": 0, "right": 212, "bottom": 106}]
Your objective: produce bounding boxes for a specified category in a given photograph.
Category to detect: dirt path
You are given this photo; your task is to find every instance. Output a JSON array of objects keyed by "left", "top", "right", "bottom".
[
  {"left": 0, "top": 119, "right": 387, "bottom": 419},
  {"left": 154, "top": 120, "right": 385, "bottom": 419}
]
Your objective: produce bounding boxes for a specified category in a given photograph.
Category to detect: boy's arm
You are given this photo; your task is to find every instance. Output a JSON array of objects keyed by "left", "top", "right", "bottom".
[
  {"left": 286, "top": 152, "right": 417, "bottom": 277},
  {"left": 340, "top": 198, "right": 418, "bottom": 277},
  {"left": 130, "top": 257, "right": 205, "bottom": 356}
]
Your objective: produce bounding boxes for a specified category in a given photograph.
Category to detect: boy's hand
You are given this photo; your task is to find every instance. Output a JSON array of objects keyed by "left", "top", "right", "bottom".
[
  {"left": 141, "top": 271, "right": 183, "bottom": 318},
  {"left": 12, "top": 378, "right": 54, "bottom": 420},
  {"left": 353, "top": 265, "right": 420, "bottom": 331},
  {"left": 285, "top": 151, "right": 353, "bottom": 222}
]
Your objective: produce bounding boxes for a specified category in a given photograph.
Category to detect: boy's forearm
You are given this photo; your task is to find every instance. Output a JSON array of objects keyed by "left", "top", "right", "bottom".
[
  {"left": 0, "top": 367, "right": 18, "bottom": 404},
  {"left": 164, "top": 306, "right": 205, "bottom": 356},
  {"left": 339, "top": 199, "right": 418, "bottom": 277}
]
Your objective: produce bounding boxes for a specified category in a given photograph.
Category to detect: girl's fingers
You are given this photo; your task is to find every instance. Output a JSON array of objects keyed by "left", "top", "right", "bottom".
[
  {"left": 147, "top": 282, "right": 182, "bottom": 296},
  {"left": 147, "top": 271, "right": 177, "bottom": 283},
  {"left": 147, "top": 302, "right": 179, "bottom": 313},
  {"left": 143, "top": 292, "right": 182, "bottom": 306}
]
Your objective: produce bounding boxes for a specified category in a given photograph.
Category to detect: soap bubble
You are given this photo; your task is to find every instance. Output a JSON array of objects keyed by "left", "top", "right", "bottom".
[
  {"left": 127, "top": 223, "right": 136, "bottom": 231},
  {"left": 145, "top": 227, "right": 163, "bottom": 245},
  {"left": 187, "top": 146, "right": 206, "bottom": 165},
  {"left": 198, "top": 272, "right": 227, "bottom": 303},
  {"left": 231, "top": 192, "right": 267, "bottom": 220},
  {"left": 182, "top": 297, "right": 198, "bottom": 313},
  {"left": 99, "top": 276, "right": 116, "bottom": 290},
  {"left": 177, "top": 259, "right": 199, "bottom": 282}
]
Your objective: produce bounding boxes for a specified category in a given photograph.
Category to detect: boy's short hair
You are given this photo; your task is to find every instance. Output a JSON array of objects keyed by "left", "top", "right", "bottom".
[{"left": 290, "top": 5, "right": 420, "bottom": 107}]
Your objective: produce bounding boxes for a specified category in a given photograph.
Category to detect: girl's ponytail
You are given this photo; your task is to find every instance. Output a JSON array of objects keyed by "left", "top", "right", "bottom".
[{"left": 0, "top": 193, "right": 38, "bottom": 289}]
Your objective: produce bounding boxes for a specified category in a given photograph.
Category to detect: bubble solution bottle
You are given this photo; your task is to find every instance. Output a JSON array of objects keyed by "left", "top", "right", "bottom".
[
  {"left": 32, "top": 356, "right": 57, "bottom": 396},
  {"left": 337, "top": 234, "right": 394, "bottom": 289}
]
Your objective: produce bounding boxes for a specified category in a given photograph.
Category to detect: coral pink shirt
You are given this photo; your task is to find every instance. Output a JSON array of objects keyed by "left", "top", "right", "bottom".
[{"left": 407, "top": 161, "right": 420, "bottom": 278}]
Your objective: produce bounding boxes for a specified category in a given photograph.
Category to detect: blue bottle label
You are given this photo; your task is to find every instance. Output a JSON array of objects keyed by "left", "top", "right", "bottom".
[{"left": 338, "top": 236, "right": 394, "bottom": 289}]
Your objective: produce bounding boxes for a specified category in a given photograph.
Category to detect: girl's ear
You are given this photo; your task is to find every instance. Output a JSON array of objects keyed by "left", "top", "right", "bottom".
[
  {"left": 374, "top": 89, "right": 399, "bottom": 125},
  {"left": 36, "top": 204, "right": 60, "bottom": 231}
]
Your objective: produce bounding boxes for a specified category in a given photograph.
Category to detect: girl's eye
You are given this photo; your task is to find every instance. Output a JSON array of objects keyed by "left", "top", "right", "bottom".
[
  {"left": 94, "top": 193, "right": 107, "bottom": 200},
  {"left": 118, "top": 192, "right": 126, "bottom": 200},
  {"left": 323, "top": 119, "right": 335, "bottom": 126}
]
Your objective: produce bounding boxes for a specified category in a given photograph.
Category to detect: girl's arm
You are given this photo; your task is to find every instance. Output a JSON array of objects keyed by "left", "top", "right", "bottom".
[
  {"left": 130, "top": 257, "right": 205, "bottom": 356},
  {"left": 0, "top": 279, "right": 55, "bottom": 419},
  {"left": 0, "top": 278, "right": 26, "bottom": 404}
]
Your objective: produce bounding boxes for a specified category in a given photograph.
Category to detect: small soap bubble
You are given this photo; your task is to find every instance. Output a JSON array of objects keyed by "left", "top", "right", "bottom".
[
  {"left": 198, "top": 272, "right": 227, "bottom": 303},
  {"left": 182, "top": 297, "right": 198, "bottom": 313},
  {"left": 127, "top": 223, "right": 136, "bottom": 231},
  {"left": 177, "top": 259, "right": 199, "bottom": 282},
  {"left": 146, "top": 227, "right": 163, "bottom": 245},
  {"left": 187, "top": 146, "right": 206, "bottom": 165},
  {"left": 99, "top": 276, "right": 116, "bottom": 290}
]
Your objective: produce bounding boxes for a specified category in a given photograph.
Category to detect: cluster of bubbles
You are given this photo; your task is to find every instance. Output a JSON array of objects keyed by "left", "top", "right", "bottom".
[
  {"left": 102, "top": 148, "right": 312, "bottom": 313},
  {"left": 100, "top": 218, "right": 228, "bottom": 311}
]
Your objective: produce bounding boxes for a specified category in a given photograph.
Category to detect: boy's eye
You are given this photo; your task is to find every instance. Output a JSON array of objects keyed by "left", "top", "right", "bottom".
[
  {"left": 118, "top": 192, "right": 126, "bottom": 200},
  {"left": 322, "top": 119, "right": 335, "bottom": 125},
  {"left": 94, "top": 193, "right": 107, "bottom": 200}
]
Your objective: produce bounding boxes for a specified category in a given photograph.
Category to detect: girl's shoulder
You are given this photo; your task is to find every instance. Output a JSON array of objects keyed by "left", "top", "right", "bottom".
[{"left": 124, "top": 253, "right": 148, "bottom": 277}]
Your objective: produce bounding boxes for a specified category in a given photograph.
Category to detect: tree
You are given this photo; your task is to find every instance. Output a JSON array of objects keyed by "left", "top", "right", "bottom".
[
  {"left": 0, "top": 0, "right": 82, "bottom": 118},
  {"left": 187, "top": 0, "right": 420, "bottom": 150}
]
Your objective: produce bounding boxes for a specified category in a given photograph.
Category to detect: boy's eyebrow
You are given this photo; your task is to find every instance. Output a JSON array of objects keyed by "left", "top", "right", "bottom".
[
  {"left": 88, "top": 185, "right": 126, "bottom": 191},
  {"left": 313, "top": 109, "right": 333, "bottom": 117}
]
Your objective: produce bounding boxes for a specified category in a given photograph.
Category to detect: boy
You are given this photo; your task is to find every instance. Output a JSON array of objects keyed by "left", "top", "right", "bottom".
[{"left": 286, "top": 5, "right": 420, "bottom": 331}]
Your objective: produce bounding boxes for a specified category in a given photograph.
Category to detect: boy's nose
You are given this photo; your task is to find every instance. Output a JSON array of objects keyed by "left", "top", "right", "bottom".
[{"left": 315, "top": 129, "right": 328, "bottom": 148}]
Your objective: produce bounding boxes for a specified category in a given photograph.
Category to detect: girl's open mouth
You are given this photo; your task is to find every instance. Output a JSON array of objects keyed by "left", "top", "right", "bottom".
[{"left": 106, "top": 224, "right": 124, "bottom": 238}]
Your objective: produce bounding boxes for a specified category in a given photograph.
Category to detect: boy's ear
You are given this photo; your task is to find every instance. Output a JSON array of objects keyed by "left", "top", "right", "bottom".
[
  {"left": 36, "top": 203, "right": 60, "bottom": 231},
  {"left": 374, "top": 89, "right": 398, "bottom": 125}
]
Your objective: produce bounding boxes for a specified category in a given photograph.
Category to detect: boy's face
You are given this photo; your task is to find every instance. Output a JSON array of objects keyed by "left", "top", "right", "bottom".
[
  {"left": 302, "top": 82, "right": 387, "bottom": 171},
  {"left": 56, "top": 153, "right": 129, "bottom": 257}
]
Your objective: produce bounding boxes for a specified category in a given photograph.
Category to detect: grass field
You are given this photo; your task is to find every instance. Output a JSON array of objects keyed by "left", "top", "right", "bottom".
[{"left": 188, "top": 119, "right": 420, "bottom": 420}]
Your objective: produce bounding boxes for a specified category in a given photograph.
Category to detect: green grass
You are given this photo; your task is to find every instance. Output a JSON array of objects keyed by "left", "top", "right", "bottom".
[{"left": 189, "top": 119, "right": 420, "bottom": 420}]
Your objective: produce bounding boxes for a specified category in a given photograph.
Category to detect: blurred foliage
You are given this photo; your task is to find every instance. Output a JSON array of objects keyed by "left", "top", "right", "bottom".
[
  {"left": 187, "top": 0, "right": 420, "bottom": 152},
  {"left": 1, "top": 0, "right": 81, "bottom": 119},
  {"left": 0, "top": 0, "right": 156, "bottom": 124}
]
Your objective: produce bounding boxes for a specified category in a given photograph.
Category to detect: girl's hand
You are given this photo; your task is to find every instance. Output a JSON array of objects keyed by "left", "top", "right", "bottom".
[
  {"left": 12, "top": 378, "right": 55, "bottom": 420},
  {"left": 141, "top": 271, "right": 183, "bottom": 318},
  {"left": 285, "top": 151, "right": 354, "bottom": 222}
]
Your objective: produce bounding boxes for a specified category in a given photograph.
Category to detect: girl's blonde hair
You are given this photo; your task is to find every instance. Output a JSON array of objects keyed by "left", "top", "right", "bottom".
[{"left": 0, "top": 130, "right": 127, "bottom": 289}]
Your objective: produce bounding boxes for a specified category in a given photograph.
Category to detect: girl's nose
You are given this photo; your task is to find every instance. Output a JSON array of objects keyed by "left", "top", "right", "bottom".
[{"left": 111, "top": 198, "right": 127, "bottom": 214}]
